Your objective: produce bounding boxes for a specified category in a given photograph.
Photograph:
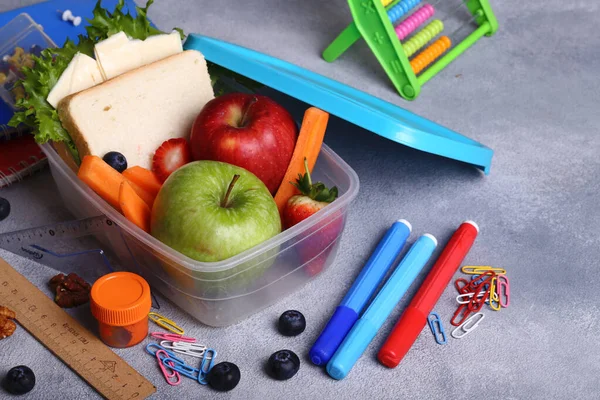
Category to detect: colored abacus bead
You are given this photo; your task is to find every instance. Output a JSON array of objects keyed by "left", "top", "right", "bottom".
[
  {"left": 410, "top": 35, "right": 451, "bottom": 74},
  {"left": 395, "top": 4, "right": 435, "bottom": 41},
  {"left": 387, "top": 0, "right": 422, "bottom": 25},
  {"left": 381, "top": 0, "right": 395, "bottom": 6},
  {"left": 403, "top": 19, "right": 444, "bottom": 57}
]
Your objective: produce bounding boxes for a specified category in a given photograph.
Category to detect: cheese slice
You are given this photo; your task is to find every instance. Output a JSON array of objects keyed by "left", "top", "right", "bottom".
[
  {"left": 46, "top": 53, "right": 104, "bottom": 108},
  {"left": 139, "top": 31, "right": 183, "bottom": 65},
  {"left": 94, "top": 31, "right": 183, "bottom": 80},
  {"left": 94, "top": 32, "right": 136, "bottom": 80}
]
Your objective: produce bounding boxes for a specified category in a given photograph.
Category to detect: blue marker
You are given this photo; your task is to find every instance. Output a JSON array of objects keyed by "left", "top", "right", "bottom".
[
  {"left": 309, "top": 219, "right": 412, "bottom": 366},
  {"left": 326, "top": 234, "right": 437, "bottom": 380}
]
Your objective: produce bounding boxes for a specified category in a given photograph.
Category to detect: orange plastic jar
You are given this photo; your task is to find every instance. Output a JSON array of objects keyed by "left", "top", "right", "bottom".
[{"left": 90, "top": 272, "right": 152, "bottom": 348}]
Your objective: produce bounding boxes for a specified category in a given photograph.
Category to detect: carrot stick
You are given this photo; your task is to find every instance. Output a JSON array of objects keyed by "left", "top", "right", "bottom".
[
  {"left": 274, "top": 107, "right": 330, "bottom": 215},
  {"left": 123, "top": 166, "right": 162, "bottom": 198},
  {"left": 77, "top": 155, "right": 125, "bottom": 210},
  {"left": 119, "top": 180, "right": 151, "bottom": 233}
]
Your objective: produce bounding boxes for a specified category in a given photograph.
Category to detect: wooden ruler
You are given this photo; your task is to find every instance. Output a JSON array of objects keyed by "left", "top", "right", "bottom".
[{"left": 0, "top": 257, "right": 156, "bottom": 399}]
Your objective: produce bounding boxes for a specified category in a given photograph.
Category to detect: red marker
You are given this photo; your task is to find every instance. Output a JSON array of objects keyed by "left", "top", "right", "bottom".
[{"left": 377, "top": 221, "right": 479, "bottom": 368}]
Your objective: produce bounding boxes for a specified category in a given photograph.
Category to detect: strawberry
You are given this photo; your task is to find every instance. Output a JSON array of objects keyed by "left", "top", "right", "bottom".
[
  {"left": 283, "top": 159, "right": 338, "bottom": 229},
  {"left": 300, "top": 212, "right": 345, "bottom": 276},
  {"left": 283, "top": 159, "right": 341, "bottom": 276},
  {"left": 152, "top": 138, "right": 192, "bottom": 183}
]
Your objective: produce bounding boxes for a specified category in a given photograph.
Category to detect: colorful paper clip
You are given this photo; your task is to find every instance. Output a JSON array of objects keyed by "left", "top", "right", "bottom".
[
  {"left": 451, "top": 303, "right": 472, "bottom": 326},
  {"left": 489, "top": 277, "right": 501, "bottom": 311},
  {"left": 461, "top": 266, "right": 507, "bottom": 275},
  {"left": 151, "top": 332, "right": 196, "bottom": 343},
  {"left": 426, "top": 312, "right": 447, "bottom": 345},
  {"left": 148, "top": 312, "right": 185, "bottom": 335},
  {"left": 145, "top": 343, "right": 180, "bottom": 359},
  {"left": 468, "top": 271, "right": 496, "bottom": 289},
  {"left": 162, "top": 356, "right": 200, "bottom": 380},
  {"left": 497, "top": 275, "right": 510, "bottom": 308},
  {"left": 455, "top": 278, "right": 471, "bottom": 294},
  {"left": 451, "top": 313, "right": 485, "bottom": 339},
  {"left": 198, "top": 349, "right": 217, "bottom": 385},
  {"left": 467, "top": 290, "right": 490, "bottom": 312},
  {"left": 456, "top": 289, "right": 488, "bottom": 304},
  {"left": 156, "top": 349, "right": 181, "bottom": 386},
  {"left": 160, "top": 341, "right": 208, "bottom": 358}
]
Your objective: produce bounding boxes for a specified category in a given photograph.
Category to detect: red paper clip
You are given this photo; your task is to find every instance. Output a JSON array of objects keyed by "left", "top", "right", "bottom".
[
  {"left": 455, "top": 278, "right": 471, "bottom": 294},
  {"left": 467, "top": 286, "right": 491, "bottom": 312},
  {"left": 466, "top": 271, "right": 495, "bottom": 292},
  {"left": 451, "top": 303, "right": 472, "bottom": 326}
]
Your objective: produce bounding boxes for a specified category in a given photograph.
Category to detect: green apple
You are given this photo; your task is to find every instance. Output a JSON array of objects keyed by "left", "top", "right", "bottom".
[{"left": 151, "top": 160, "right": 281, "bottom": 262}]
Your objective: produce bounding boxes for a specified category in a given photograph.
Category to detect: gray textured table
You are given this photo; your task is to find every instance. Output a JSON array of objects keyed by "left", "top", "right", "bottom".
[{"left": 1, "top": 0, "right": 598, "bottom": 399}]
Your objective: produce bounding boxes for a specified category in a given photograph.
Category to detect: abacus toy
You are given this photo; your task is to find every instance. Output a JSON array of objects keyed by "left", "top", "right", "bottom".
[{"left": 323, "top": 0, "right": 498, "bottom": 100}]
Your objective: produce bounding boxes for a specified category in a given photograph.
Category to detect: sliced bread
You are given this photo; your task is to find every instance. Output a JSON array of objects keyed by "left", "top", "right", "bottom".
[{"left": 57, "top": 50, "right": 214, "bottom": 170}]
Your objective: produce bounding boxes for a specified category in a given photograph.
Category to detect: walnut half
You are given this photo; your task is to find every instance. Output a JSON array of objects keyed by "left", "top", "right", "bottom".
[
  {"left": 0, "top": 305, "right": 17, "bottom": 340},
  {"left": 49, "top": 273, "right": 91, "bottom": 308}
]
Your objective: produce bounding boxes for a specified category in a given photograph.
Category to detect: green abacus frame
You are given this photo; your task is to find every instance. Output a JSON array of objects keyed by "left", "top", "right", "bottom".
[{"left": 323, "top": 0, "right": 498, "bottom": 100}]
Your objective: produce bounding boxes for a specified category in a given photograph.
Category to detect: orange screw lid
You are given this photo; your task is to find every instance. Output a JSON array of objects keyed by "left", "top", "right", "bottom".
[{"left": 90, "top": 272, "right": 152, "bottom": 326}]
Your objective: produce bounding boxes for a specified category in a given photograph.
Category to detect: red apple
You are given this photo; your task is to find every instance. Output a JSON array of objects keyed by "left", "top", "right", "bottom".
[{"left": 190, "top": 93, "right": 298, "bottom": 194}]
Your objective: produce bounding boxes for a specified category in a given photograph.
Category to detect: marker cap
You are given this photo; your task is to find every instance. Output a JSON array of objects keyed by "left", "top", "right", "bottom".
[{"left": 309, "top": 306, "right": 359, "bottom": 366}]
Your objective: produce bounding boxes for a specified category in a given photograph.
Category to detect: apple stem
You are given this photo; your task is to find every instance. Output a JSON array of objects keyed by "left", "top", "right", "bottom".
[
  {"left": 222, "top": 174, "right": 240, "bottom": 208},
  {"left": 304, "top": 157, "right": 312, "bottom": 187},
  {"left": 239, "top": 96, "right": 258, "bottom": 127}
]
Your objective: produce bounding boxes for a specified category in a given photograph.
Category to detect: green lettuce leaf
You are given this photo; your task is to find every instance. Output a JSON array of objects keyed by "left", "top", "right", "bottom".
[{"left": 85, "top": 0, "right": 164, "bottom": 41}]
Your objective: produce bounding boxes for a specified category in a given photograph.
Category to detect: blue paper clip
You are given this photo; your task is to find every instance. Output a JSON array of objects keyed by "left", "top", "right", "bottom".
[
  {"left": 198, "top": 349, "right": 217, "bottom": 385},
  {"left": 162, "top": 357, "right": 200, "bottom": 380},
  {"left": 427, "top": 312, "right": 447, "bottom": 345}
]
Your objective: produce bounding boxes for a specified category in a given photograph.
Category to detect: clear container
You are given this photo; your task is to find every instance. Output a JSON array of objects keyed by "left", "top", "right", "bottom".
[
  {"left": 41, "top": 139, "right": 359, "bottom": 327},
  {"left": 0, "top": 13, "right": 56, "bottom": 110}
]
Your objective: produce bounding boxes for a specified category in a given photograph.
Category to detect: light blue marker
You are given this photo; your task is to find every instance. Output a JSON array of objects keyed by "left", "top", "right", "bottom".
[
  {"left": 310, "top": 219, "right": 412, "bottom": 366},
  {"left": 326, "top": 234, "right": 437, "bottom": 380}
]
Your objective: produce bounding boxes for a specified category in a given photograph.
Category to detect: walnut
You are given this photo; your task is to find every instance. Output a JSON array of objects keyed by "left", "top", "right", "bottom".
[
  {"left": 0, "top": 305, "right": 17, "bottom": 340},
  {"left": 49, "top": 273, "right": 91, "bottom": 308}
]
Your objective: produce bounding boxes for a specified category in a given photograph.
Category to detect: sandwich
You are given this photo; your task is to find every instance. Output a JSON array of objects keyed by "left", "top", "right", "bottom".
[{"left": 58, "top": 50, "right": 214, "bottom": 170}]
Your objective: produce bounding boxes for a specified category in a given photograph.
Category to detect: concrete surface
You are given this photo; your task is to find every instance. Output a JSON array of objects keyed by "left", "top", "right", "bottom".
[{"left": 1, "top": 0, "right": 599, "bottom": 399}]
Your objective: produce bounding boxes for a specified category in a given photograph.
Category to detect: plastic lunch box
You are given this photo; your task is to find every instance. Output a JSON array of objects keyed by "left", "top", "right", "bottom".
[
  {"left": 42, "top": 137, "right": 359, "bottom": 327},
  {"left": 0, "top": 13, "right": 55, "bottom": 110},
  {"left": 2, "top": 12, "right": 359, "bottom": 326}
]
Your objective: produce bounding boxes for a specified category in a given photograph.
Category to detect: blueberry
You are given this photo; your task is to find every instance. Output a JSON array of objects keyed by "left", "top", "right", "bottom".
[
  {"left": 102, "top": 152, "right": 127, "bottom": 173},
  {"left": 0, "top": 197, "right": 10, "bottom": 221},
  {"left": 207, "top": 362, "right": 241, "bottom": 392},
  {"left": 2, "top": 365, "right": 35, "bottom": 395},
  {"left": 267, "top": 350, "right": 300, "bottom": 380},
  {"left": 278, "top": 310, "right": 306, "bottom": 336}
]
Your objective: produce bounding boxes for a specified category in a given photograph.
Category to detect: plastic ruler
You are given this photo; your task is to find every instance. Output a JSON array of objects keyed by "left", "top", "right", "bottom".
[
  {"left": 0, "top": 253, "right": 155, "bottom": 399},
  {"left": 0, "top": 215, "right": 118, "bottom": 270}
]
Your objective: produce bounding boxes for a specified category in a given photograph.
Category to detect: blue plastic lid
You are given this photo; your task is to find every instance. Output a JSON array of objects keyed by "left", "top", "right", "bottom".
[{"left": 184, "top": 34, "right": 493, "bottom": 174}]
